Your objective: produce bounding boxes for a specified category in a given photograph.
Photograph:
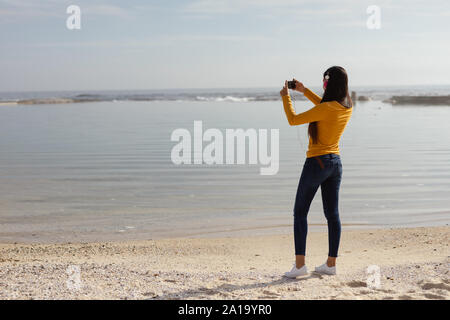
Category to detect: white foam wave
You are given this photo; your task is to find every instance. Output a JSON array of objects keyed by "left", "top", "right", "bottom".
[{"left": 195, "top": 96, "right": 254, "bottom": 102}]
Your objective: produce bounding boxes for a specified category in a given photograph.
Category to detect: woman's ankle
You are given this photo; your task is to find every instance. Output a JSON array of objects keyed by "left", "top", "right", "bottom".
[
  {"left": 326, "top": 257, "right": 336, "bottom": 267},
  {"left": 295, "top": 255, "right": 305, "bottom": 268}
]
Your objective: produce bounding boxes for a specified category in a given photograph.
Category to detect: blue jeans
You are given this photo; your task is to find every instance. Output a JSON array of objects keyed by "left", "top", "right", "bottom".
[{"left": 293, "top": 153, "right": 343, "bottom": 258}]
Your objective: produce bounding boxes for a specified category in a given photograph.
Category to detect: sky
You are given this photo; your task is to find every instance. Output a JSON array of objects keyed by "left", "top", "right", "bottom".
[{"left": 0, "top": 0, "right": 449, "bottom": 91}]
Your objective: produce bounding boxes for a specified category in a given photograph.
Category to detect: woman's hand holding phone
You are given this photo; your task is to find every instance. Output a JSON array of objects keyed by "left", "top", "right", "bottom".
[
  {"left": 292, "top": 78, "right": 305, "bottom": 93},
  {"left": 280, "top": 79, "right": 305, "bottom": 97},
  {"left": 280, "top": 81, "right": 289, "bottom": 97}
]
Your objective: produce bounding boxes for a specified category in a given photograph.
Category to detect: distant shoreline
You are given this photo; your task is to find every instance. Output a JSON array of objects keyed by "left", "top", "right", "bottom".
[
  {"left": 1, "top": 93, "right": 450, "bottom": 106},
  {"left": 385, "top": 95, "right": 450, "bottom": 105}
]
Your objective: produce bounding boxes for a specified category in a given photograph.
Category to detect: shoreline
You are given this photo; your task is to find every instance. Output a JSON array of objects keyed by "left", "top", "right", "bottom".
[
  {"left": 1, "top": 222, "right": 446, "bottom": 245},
  {"left": 0, "top": 226, "right": 448, "bottom": 299}
]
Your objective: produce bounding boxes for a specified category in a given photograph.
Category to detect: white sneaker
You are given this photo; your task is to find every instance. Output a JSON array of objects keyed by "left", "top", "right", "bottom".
[
  {"left": 314, "top": 263, "right": 336, "bottom": 275},
  {"left": 284, "top": 264, "right": 308, "bottom": 278}
]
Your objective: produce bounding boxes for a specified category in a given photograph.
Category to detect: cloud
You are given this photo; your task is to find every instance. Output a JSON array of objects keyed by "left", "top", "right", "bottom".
[
  {"left": 183, "top": 0, "right": 313, "bottom": 14},
  {"left": 0, "top": 0, "right": 132, "bottom": 20},
  {"left": 184, "top": 0, "right": 236, "bottom": 14},
  {"left": 83, "top": 4, "right": 130, "bottom": 17},
  {"left": 0, "top": 0, "right": 62, "bottom": 18},
  {"left": 182, "top": 0, "right": 357, "bottom": 26}
]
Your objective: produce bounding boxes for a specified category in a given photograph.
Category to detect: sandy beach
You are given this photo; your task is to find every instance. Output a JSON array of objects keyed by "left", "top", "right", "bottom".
[{"left": 0, "top": 226, "right": 448, "bottom": 300}]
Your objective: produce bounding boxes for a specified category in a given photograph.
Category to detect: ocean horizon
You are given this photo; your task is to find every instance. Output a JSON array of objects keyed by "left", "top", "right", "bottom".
[{"left": 1, "top": 84, "right": 450, "bottom": 105}]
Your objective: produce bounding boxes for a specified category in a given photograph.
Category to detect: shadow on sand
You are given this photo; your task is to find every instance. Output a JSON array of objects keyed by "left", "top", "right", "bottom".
[{"left": 152, "top": 273, "right": 324, "bottom": 300}]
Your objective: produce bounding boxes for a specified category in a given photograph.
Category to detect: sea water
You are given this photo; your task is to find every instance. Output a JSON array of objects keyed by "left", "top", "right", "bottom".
[{"left": 0, "top": 87, "right": 449, "bottom": 242}]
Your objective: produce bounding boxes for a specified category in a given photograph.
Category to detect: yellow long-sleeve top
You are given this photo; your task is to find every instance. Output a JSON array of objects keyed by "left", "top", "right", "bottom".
[{"left": 282, "top": 88, "right": 353, "bottom": 158}]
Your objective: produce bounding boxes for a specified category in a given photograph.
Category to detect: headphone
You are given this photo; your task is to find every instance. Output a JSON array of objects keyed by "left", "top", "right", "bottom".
[{"left": 289, "top": 87, "right": 306, "bottom": 154}]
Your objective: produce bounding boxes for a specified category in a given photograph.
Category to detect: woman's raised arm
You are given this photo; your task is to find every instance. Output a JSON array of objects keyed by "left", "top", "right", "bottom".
[
  {"left": 290, "top": 79, "right": 322, "bottom": 105},
  {"left": 281, "top": 94, "right": 327, "bottom": 126},
  {"left": 303, "top": 88, "right": 322, "bottom": 105}
]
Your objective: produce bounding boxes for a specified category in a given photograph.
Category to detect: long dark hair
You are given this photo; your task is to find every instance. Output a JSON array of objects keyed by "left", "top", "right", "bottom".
[{"left": 308, "top": 66, "right": 352, "bottom": 144}]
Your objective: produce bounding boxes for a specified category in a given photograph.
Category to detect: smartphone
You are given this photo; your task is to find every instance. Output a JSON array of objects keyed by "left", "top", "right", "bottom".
[{"left": 287, "top": 81, "right": 296, "bottom": 89}]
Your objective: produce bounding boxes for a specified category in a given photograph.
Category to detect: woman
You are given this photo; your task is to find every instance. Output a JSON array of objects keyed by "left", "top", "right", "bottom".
[{"left": 279, "top": 66, "right": 353, "bottom": 277}]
